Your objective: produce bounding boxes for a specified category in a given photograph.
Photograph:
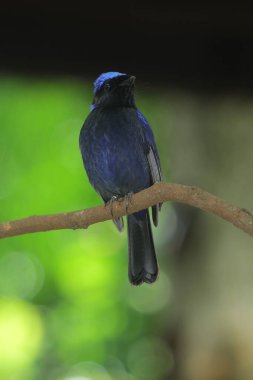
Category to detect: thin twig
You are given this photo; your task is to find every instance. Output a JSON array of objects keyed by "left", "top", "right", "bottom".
[{"left": 0, "top": 183, "right": 253, "bottom": 239}]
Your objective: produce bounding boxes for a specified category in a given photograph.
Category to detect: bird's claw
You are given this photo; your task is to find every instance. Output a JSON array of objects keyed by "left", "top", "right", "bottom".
[
  {"left": 105, "top": 195, "right": 120, "bottom": 218},
  {"left": 125, "top": 192, "right": 133, "bottom": 214},
  {"left": 105, "top": 192, "right": 134, "bottom": 218}
]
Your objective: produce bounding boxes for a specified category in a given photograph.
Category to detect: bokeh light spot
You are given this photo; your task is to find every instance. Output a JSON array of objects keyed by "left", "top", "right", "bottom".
[
  {"left": 127, "top": 337, "right": 174, "bottom": 380},
  {"left": 55, "top": 228, "right": 125, "bottom": 295},
  {"left": 127, "top": 271, "right": 171, "bottom": 314},
  {"left": 64, "top": 361, "right": 113, "bottom": 380},
  {"left": 0, "top": 298, "right": 43, "bottom": 378},
  {"left": 0, "top": 251, "right": 44, "bottom": 299}
]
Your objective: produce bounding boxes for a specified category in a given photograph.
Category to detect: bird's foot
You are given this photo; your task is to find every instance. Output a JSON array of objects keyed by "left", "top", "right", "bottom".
[
  {"left": 105, "top": 195, "right": 121, "bottom": 218},
  {"left": 104, "top": 192, "right": 134, "bottom": 218},
  {"left": 124, "top": 192, "right": 134, "bottom": 214}
]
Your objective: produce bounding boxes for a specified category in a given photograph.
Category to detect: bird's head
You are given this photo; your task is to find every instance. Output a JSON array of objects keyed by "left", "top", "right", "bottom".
[{"left": 91, "top": 71, "right": 136, "bottom": 109}]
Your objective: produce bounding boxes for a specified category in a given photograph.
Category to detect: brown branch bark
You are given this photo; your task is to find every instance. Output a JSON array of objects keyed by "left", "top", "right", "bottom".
[{"left": 0, "top": 182, "right": 253, "bottom": 239}]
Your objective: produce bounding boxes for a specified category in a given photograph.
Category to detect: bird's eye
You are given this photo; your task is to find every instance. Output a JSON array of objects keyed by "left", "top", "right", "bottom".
[{"left": 104, "top": 83, "right": 110, "bottom": 92}]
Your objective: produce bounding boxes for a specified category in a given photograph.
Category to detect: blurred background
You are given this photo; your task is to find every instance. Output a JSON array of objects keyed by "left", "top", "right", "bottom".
[{"left": 0, "top": 2, "right": 253, "bottom": 379}]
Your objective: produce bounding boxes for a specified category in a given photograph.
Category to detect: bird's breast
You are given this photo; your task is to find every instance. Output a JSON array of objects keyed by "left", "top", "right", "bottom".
[{"left": 80, "top": 107, "right": 150, "bottom": 197}]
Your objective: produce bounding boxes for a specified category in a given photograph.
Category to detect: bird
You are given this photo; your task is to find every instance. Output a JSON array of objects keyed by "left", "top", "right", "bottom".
[{"left": 79, "top": 71, "right": 162, "bottom": 285}]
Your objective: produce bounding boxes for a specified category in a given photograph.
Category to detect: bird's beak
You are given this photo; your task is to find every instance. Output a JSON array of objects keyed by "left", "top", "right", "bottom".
[{"left": 119, "top": 75, "right": 136, "bottom": 87}]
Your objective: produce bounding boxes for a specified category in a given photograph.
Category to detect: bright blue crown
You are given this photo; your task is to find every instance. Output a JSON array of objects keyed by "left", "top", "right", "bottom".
[{"left": 94, "top": 71, "right": 126, "bottom": 94}]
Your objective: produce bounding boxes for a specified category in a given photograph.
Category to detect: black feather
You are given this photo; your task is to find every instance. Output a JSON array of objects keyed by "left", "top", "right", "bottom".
[{"left": 127, "top": 211, "right": 158, "bottom": 285}]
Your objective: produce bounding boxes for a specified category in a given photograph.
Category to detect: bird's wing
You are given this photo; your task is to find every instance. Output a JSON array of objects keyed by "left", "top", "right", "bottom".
[{"left": 136, "top": 110, "right": 162, "bottom": 226}]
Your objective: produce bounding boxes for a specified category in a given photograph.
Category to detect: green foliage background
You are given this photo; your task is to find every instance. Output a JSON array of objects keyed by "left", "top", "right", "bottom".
[{"left": 0, "top": 76, "right": 173, "bottom": 380}]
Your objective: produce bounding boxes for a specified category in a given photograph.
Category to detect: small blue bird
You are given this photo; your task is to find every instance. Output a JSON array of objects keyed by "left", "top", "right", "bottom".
[{"left": 79, "top": 72, "right": 162, "bottom": 285}]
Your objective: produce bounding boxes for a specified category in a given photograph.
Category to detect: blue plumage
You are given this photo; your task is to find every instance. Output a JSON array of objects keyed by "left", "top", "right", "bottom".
[
  {"left": 80, "top": 72, "right": 162, "bottom": 285},
  {"left": 93, "top": 71, "right": 126, "bottom": 94}
]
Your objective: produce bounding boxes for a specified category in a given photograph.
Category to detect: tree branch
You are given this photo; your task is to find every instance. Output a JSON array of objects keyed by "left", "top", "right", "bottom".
[{"left": 0, "top": 182, "right": 253, "bottom": 239}]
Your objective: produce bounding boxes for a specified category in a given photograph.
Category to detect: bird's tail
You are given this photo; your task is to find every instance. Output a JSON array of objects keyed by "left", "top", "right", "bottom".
[{"left": 127, "top": 210, "right": 158, "bottom": 285}]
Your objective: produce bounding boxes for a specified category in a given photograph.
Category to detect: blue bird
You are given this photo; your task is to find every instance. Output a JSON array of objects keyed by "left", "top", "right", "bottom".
[{"left": 79, "top": 72, "right": 162, "bottom": 285}]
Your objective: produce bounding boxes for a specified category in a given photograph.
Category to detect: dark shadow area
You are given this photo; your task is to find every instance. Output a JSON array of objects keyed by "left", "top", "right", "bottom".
[{"left": 1, "top": 2, "right": 253, "bottom": 91}]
